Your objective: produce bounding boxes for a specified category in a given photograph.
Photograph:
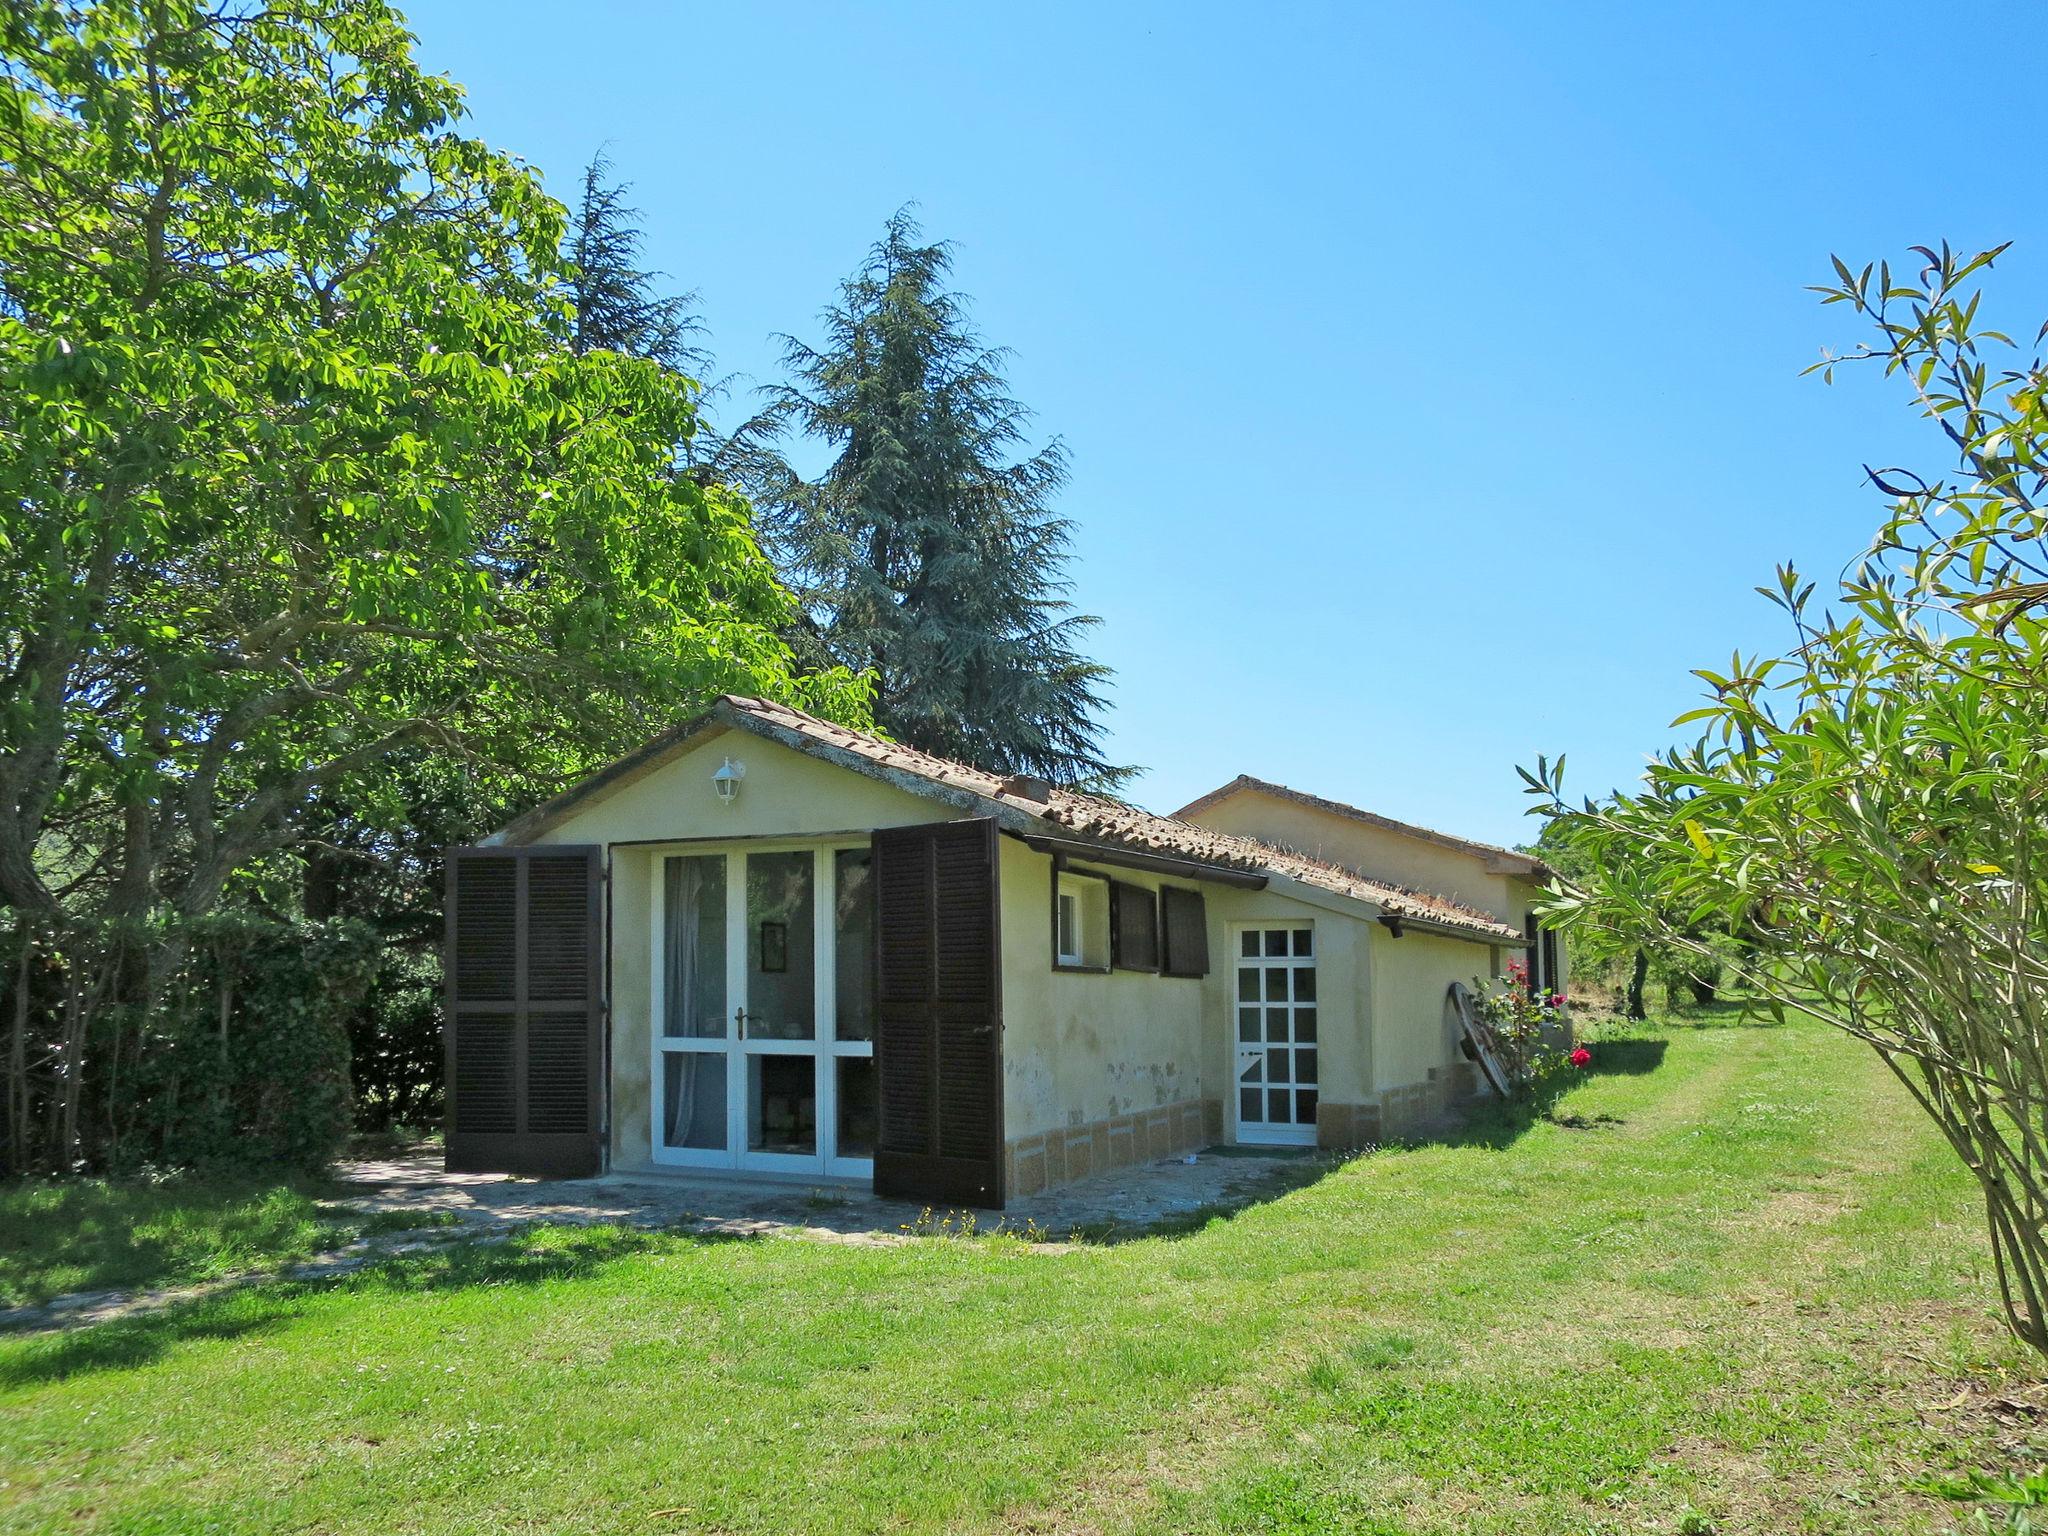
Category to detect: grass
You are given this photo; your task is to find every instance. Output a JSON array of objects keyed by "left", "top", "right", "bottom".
[
  {"left": 0, "top": 1174, "right": 452, "bottom": 1309},
  {"left": 0, "top": 1014, "right": 2035, "bottom": 1534}
]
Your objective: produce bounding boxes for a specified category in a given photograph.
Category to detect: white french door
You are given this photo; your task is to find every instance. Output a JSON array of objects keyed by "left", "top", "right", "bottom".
[
  {"left": 1232, "top": 923, "right": 1319, "bottom": 1146},
  {"left": 650, "top": 844, "right": 877, "bottom": 1177}
]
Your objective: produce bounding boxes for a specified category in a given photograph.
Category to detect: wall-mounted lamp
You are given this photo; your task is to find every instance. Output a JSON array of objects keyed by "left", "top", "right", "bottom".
[{"left": 712, "top": 756, "right": 746, "bottom": 805}]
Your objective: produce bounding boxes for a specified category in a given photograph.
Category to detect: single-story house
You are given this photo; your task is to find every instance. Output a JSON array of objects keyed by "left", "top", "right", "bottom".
[{"left": 442, "top": 695, "right": 1563, "bottom": 1207}]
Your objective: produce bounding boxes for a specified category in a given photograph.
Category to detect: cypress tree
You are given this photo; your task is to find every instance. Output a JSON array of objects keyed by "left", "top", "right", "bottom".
[{"left": 753, "top": 209, "right": 1130, "bottom": 788}]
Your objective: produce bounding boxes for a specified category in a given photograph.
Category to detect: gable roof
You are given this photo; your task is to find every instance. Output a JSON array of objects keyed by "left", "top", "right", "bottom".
[
  {"left": 1172, "top": 773, "right": 1553, "bottom": 882},
  {"left": 490, "top": 696, "right": 1526, "bottom": 944}
]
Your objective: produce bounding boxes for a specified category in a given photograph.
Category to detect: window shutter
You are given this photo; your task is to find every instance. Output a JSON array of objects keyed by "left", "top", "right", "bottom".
[
  {"left": 444, "top": 845, "right": 604, "bottom": 1178},
  {"left": 872, "top": 818, "right": 1004, "bottom": 1207},
  {"left": 1109, "top": 881, "right": 1160, "bottom": 972},
  {"left": 1159, "top": 886, "right": 1209, "bottom": 977}
]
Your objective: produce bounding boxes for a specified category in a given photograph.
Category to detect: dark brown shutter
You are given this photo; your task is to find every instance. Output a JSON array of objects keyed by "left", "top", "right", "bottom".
[
  {"left": 1541, "top": 928, "right": 1560, "bottom": 998},
  {"left": 872, "top": 818, "right": 1003, "bottom": 1208},
  {"left": 1109, "top": 881, "right": 1160, "bottom": 972},
  {"left": 1159, "top": 886, "right": 1209, "bottom": 977},
  {"left": 445, "top": 845, "right": 604, "bottom": 1178},
  {"left": 1523, "top": 912, "right": 1540, "bottom": 990}
]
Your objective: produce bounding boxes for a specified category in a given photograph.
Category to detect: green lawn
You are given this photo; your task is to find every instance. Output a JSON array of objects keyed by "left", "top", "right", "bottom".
[
  {"left": 0, "top": 1016, "right": 2029, "bottom": 1534},
  {"left": 0, "top": 1175, "right": 448, "bottom": 1310}
]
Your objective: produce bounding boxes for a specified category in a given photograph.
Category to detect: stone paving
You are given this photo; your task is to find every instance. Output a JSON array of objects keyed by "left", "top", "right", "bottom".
[
  {"left": 335, "top": 1144, "right": 1328, "bottom": 1243},
  {"left": 0, "top": 1145, "right": 1330, "bottom": 1334}
]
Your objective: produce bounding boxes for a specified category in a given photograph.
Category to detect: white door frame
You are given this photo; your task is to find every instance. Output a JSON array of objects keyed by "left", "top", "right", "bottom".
[
  {"left": 647, "top": 840, "right": 875, "bottom": 1178},
  {"left": 1229, "top": 920, "right": 1320, "bottom": 1147}
]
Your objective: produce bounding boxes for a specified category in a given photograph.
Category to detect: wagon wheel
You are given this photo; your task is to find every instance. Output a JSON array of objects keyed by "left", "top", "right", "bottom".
[{"left": 1448, "top": 981, "right": 1512, "bottom": 1098}]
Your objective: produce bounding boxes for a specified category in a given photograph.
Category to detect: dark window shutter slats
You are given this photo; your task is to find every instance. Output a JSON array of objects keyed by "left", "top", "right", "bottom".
[
  {"left": 872, "top": 818, "right": 1004, "bottom": 1207},
  {"left": 1109, "top": 882, "right": 1160, "bottom": 972},
  {"left": 453, "top": 859, "right": 517, "bottom": 1000},
  {"left": 1160, "top": 887, "right": 1209, "bottom": 978},
  {"left": 445, "top": 845, "right": 603, "bottom": 1178},
  {"left": 527, "top": 855, "right": 594, "bottom": 1001},
  {"left": 453, "top": 1012, "right": 516, "bottom": 1133}
]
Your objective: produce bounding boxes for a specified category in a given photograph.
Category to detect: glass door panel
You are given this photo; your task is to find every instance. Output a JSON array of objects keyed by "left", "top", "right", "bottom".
[
  {"left": 833, "top": 849, "right": 874, "bottom": 1041},
  {"left": 662, "top": 855, "right": 727, "bottom": 1039},
  {"left": 662, "top": 1053, "right": 727, "bottom": 1151},
  {"left": 654, "top": 845, "right": 876, "bottom": 1173},
  {"left": 744, "top": 851, "right": 815, "bottom": 1040}
]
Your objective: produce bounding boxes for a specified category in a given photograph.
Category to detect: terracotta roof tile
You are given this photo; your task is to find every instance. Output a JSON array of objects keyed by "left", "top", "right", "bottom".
[{"left": 720, "top": 697, "right": 1524, "bottom": 944}]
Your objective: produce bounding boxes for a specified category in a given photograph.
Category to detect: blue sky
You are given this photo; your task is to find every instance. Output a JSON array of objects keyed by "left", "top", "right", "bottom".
[{"left": 401, "top": 1, "right": 2046, "bottom": 847}]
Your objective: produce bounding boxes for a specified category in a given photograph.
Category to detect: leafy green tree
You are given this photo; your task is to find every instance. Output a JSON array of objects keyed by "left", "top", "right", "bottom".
[
  {"left": 0, "top": 0, "right": 866, "bottom": 1170},
  {"left": 1528, "top": 244, "right": 2048, "bottom": 1355},
  {"left": 749, "top": 209, "right": 1130, "bottom": 788}
]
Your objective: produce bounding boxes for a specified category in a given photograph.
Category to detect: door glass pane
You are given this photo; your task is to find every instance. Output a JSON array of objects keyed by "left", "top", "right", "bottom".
[
  {"left": 1266, "top": 1007, "right": 1289, "bottom": 1041},
  {"left": 1292, "top": 928, "right": 1313, "bottom": 957},
  {"left": 1294, "top": 967, "right": 1317, "bottom": 1002},
  {"left": 663, "top": 856, "right": 727, "bottom": 1038},
  {"left": 746, "top": 851, "right": 816, "bottom": 1040},
  {"left": 1240, "top": 931, "right": 1259, "bottom": 959},
  {"left": 837, "top": 1057, "right": 877, "bottom": 1158},
  {"left": 1268, "top": 1047, "right": 1291, "bottom": 1083},
  {"left": 1238, "top": 1007, "right": 1261, "bottom": 1042},
  {"left": 749, "top": 1054, "right": 817, "bottom": 1154},
  {"left": 1267, "top": 1089, "right": 1292, "bottom": 1122},
  {"left": 834, "top": 849, "right": 874, "bottom": 1041},
  {"left": 1296, "top": 1048, "right": 1318, "bottom": 1084},
  {"left": 1237, "top": 968, "right": 1258, "bottom": 1002},
  {"left": 1264, "top": 930, "right": 1288, "bottom": 957},
  {"left": 662, "top": 1053, "right": 726, "bottom": 1149},
  {"left": 1265, "top": 968, "right": 1289, "bottom": 1001},
  {"left": 1297, "top": 1089, "right": 1319, "bottom": 1124},
  {"left": 1296, "top": 1008, "right": 1317, "bottom": 1041},
  {"left": 1240, "top": 1087, "right": 1261, "bottom": 1122}
]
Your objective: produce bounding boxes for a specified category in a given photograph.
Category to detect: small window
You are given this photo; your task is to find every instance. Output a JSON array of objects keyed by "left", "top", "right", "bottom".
[
  {"left": 1053, "top": 870, "right": 1110, "bottom": 970},
  {"left": 1057, "top": 891, "right": 1082, "bottom": 965}
]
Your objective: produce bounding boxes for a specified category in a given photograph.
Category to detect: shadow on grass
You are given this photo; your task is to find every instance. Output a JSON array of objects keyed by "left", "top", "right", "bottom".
[
  {"left": 0, "top": 1223, "right": 723, "bottom": 1391},
  {"left": 1586, "top": 1037, "right": 1669, "bottom": 1076},
  {"left": 1059, "top": 1157, "right": 1340, "bottom": 1245}
]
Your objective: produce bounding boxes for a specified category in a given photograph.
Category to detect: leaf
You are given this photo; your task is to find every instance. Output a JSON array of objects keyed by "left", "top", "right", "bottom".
[{"left": 1682, "top": 820, "right": 1715, "bottom": 861}]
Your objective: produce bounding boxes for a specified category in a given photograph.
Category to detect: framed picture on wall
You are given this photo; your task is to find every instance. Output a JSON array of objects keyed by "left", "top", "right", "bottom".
[{"left": 759, "top": 919, "right": 788, "bottom": 973}]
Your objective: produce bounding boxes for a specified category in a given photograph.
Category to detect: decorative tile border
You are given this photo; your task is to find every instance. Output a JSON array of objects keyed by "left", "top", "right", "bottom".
[
  {"left": 1314, "top": 1061, "right": 1482, "bottom": 1150},
  {"left": 1006, "top": 1098, "right": 1216, "bottom": 1197}
]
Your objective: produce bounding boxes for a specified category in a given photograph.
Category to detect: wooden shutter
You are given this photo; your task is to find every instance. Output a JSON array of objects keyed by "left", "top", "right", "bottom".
[
  {"left": 872, "top": 818, "right": 1004, "bottom": 1208},
  {"left": 1159, "top": 886, "right": 1209, "bottom": 977},
  {"left": 1109, "top": 881, "right": 1160, "bottom": 972},
  {"left": 1541, "top": 928, "right": 1560, "bottom": 998},
  {"left": 444, "top": 845, "right": 604, "bottom": 1178}
]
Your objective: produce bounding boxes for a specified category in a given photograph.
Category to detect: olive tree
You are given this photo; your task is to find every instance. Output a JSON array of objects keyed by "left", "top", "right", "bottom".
[{"left": 1527, "top": 243, "right": 2048, "bottom": 1354}]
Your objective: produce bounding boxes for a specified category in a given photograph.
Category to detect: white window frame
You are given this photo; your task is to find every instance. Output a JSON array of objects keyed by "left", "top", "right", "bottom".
[
  {"left": 1056, "top": 890, "right": 1082, "bottom": 966},
  {"left": 1229, "top": 920, "right": 1320, "bottom": 1147},
  {"left": 647, "top": 838, "right": 875, "bottom": 1180}
]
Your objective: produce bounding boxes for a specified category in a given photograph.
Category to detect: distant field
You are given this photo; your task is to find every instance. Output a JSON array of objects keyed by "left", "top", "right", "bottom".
[{"left": 0, "top": 1015, "right": 2021, "bottom": 1534}]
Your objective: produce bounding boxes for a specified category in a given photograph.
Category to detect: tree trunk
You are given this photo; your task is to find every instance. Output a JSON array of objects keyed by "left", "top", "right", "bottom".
[{"left": 1626, "top": 948, "right": 1649, "bottom": 1020}]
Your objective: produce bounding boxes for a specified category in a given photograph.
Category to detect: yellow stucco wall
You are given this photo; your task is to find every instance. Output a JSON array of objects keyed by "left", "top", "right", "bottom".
[
  {"left": 524, "top": 728, "right": 948, "bottom": 1168},
  {"left": 1367, "top": 926, "right": 1480, "bottom": 1091},
  {"left": 1183, "top": 787, "right": 1564, "bottom": 996},
  {"left": 998, "top": 843, "right": 1209, "bottom": 1141},
  {"left": 1180, "top": 788, "right": 1521, "bottom": 920}
]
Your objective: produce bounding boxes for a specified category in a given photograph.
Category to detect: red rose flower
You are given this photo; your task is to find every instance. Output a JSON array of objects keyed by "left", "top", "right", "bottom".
[
  {"left": 1569, "top": 1046, "right": 1592, "bottom": 1069},
  {"left": 1550, "top": 993, "right": 1566, "bottom": 1009}
]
